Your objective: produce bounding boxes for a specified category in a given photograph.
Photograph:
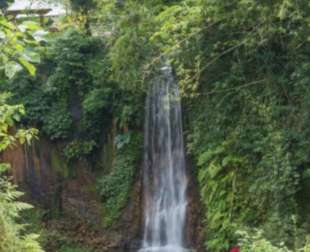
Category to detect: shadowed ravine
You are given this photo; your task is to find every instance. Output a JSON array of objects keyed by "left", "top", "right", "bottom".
[{"left": 139, "top": 66, "right": 190, "bottom": 252}]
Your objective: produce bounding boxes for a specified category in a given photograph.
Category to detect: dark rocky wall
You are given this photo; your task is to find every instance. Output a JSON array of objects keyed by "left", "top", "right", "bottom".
[
  {"left": 1, "top": 137, "right": 142, "bottom": 251},
  {"left": 186, "top": 158, "right": 206, "bottom": 252}
]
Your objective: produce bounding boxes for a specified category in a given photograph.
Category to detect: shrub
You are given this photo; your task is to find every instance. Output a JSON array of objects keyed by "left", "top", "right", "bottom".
[{"left": 97, "top": 132, "right": 142, "bottom": 226}]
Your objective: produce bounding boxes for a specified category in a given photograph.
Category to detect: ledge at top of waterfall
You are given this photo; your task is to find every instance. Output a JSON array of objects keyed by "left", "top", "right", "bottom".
[{"left": 140, "top": 65, "right": 190, "bottom": 252}]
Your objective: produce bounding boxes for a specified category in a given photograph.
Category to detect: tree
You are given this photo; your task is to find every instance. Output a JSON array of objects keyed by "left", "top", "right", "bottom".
[
  {"left": 69, "top": 0, "right": 95, "bottom": 12},
  {"left": 0, "top": 0, "right": 13, "bottom": 11},
  {"left": 0, "top": 94, "right": 41, "bottom": 252},
  {"left": 69, "top": 0, "right": 96, "bottom": 32},
  {"left": 0, "top": 13, "right": 43, "bottom": 252},
  {"left": 0, "top": 12, "right": 42, "bottom": 78}
]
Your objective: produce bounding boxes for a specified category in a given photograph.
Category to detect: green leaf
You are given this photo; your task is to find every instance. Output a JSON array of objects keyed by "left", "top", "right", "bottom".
[
  {"left": 5, "top": 61, "right": 23, "bottom": 79},
  {"left": 18, "top": 57, "right": 36, "bottom": 76},
  {"left": 23, "top": 49, "right": 41, "bottom": 63},
  {"left": 0, "top": 163, "right": 10, "bottom": 173},
  {"left": 22, "top": 21, "right": 41, "bottom": 31}
]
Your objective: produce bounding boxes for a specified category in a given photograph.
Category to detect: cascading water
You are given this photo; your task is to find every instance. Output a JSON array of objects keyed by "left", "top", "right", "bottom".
[{"left": 139, "top": 65, "right": 189, "bottom": 252}]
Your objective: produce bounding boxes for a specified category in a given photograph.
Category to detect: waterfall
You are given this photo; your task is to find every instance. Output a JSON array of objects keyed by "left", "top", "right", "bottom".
[{"left": 139, "top": 65, "right": 189, "bottom": 252}]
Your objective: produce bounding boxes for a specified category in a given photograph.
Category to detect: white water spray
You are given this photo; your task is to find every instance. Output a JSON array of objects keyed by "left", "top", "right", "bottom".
[{"left": 139, "top": 66, "right": 189, "bottom": 252}]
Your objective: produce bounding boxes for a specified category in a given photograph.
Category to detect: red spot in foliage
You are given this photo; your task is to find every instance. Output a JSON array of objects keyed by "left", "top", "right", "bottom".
[{"left": 230, "top": 247, "right": 240, "bottom": 252}]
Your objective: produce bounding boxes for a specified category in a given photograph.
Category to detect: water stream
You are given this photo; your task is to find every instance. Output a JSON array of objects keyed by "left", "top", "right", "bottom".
[{"left": 139, "top": 66, "right": 189, "bottom": 252}]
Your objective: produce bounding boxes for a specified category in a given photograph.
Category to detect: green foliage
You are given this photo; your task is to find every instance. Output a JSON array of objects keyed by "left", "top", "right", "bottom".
[
  {"left": 113, "top": 93, "right": 144, "bottom": 130},
  {"left": 0, "top": 13, "right": 43, "bottom": 252},
  {"left": 97, "top": 131, "right": 142, "bottom": 226},
  {"left": 0, "top": 166, "right": 43, "bottom": 252},
  {"left": 64, "top": 139, "right": 96, "bottom": 161},
  {"left": 301, "top": 236, "right": 310, "bottom": 252},
  {"left": 0, "top": 0, "right": 14, "bottom": 11},
  {"left": 104, "top": 1, "right": 157, "bottom": 90},
  {"left": 81, "top": 87, "right": 114, "bottom": 138},
  {"left": 6, "top": 27, "right": 144, "bottom": 156},
  {"left": 82, "top": 87, "right": 112, "bottom": 114},
  {"left": 59, "top": 245, "right": 93, "bottom": 252},
  {"left": 0, "top": 13, "right": 43, "bottom": 78},
  {"left": 180, "top": 0, "right": 310, "bottom": 250},
  {"left": 95, "top": 0, "right": 310, "bottom": 250},
  {"left": 39, "top": 227, "right": 94, "bottom": 252},
  {"left": 42, "top": 102, "right": 73, "bottom": 140},
  {"left": 4, "top": 1, "right": 310, "bottom": 251},
  {"left": 7, "top": 29, "right": 109, "bottom": 141},
  {"left": 149, "top": 0, "right": 203, "bottom": 95},
  {"left": 0, "top": 0, "right": 13, "bottom": 10},
  {"left": 98, "top": 0, "right": 203, "bottom": 93},
  {"left": 0, "top": 97, "right": 42, "bottom": 252},
  {"left": 0, "top": 93, "right": 38, "bottom": 151},
  {"left": 198, "top": 140, "right": 243, "bottom": 251},
  {"left": 237, "top": 229, "right": 291, "bottom": 252},
  {"left": 69, "top": 0, "right": 95, "bottom": 13},
  {"left": 0, "top": 15, "right": 44, "bottom": 251}
]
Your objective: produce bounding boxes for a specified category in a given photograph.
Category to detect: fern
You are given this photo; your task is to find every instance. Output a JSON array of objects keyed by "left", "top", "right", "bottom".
[
  {"left": 0, "top": 168, "right": 44, "bottom": 252},
  {"left": 0, "top": 166, "right": 43, "bottom": 252},
  {"left": 0, "top": 97, "right": 43, "bottom": 252}
]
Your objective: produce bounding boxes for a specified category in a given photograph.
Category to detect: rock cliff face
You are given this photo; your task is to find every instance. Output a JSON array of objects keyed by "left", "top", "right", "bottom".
[
  {"left": 186, "top": 159, "right": 206, "bottom": 252},
  {"left": 2, "top": 139, "right": 60, "bottom": 208},
  {"left": 1, "top": 137, "right": 142, "bottom": 251},
  {"left": 1, "top": 137, "right": 204, "bottom": 252}
]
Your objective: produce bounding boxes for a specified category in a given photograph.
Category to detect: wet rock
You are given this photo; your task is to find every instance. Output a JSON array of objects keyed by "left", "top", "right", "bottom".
[
  {"left": 0, "top": 137, "right": 143, "bottom": 252},
  {"left": 185, "top": 158, "right": 206, "bottom": 252}
]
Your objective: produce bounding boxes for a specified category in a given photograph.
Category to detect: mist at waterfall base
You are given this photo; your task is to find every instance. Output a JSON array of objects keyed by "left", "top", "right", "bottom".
[{"left": 139, "top": 66, "right": 190, "bottom": 252}]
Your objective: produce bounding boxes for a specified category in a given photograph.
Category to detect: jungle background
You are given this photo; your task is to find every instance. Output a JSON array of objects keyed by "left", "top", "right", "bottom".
[{"left": 2, "top": 0, "right": 310, "bottom": 251}]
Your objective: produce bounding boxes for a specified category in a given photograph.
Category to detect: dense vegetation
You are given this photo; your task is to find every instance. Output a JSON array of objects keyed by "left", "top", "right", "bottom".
[
  {"left": 0, "top": 14, "right": 42, "bottom": 252},
  {"left": 2, "top": 0, "right": 310, "bottom": 251},
  {"left": 99, "top": 0, "right": 310, "bottom": 251},
  {"left": 90, "top": 0, "right": 310, "bottom": 250},
  {"left": 185, "top": 1, "right": 310, "bottom": 251}
]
